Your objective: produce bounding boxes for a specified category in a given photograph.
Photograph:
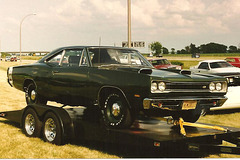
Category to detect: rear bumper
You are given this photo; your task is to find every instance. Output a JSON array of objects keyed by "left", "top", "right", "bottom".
[{"left": 143, "top": 96, "right": 228, "bottom": 110}]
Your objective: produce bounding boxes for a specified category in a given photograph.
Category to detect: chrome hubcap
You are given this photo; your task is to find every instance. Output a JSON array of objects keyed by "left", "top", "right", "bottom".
[
  {"left": 25, "top": 114, "right": 35, "bottom": 135},
  {"left": 112, "top": 103, "right": 121, "bottom": 117},
  {"left": 31, "top": 90, "right": 36, "bottom": 101},
  {"left": 44, "top": 118, "right": 56, "bottom": 142}
]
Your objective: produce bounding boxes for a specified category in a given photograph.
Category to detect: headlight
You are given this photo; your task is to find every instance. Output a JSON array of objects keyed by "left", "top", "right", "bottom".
[
  {"left": 209, "top": 82, "right": 215, "bottom": 91},
  {"left": 151, "top": 82, "right": 158, "bottom": 92},
  {"left": 158, "top": 82, "right": 166, "bottom": 91},
  {"left": 151, "top": 81, "right": 166, "bottom": 93},
  {"left": 8, "top": 67, "right": 13, "bottom": 75},
  {"left": 209, "top": 82, "right": 227, "bottom": 92},
  {"left": 176, "top": 66, "right": 182, "bottom": 70},
  {"left": 216, "top": 82, "right": 222, "bottom": 91}
]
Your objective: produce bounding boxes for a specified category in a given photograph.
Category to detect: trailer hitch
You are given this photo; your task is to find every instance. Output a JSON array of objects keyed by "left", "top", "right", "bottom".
[{"left": 153, "top": 117, "right": 230, "bottom": 136}]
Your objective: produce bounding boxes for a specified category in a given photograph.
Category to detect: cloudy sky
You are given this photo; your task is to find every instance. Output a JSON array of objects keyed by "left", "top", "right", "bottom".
[{"left": 0, "top": 0, "right": 240, "bottom": 52}]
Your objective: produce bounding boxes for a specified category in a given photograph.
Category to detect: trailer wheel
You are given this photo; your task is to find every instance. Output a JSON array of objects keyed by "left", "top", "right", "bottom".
[
  {"left": 102, "top": 92, "right": 132, "bottom": 128},
  {"left": 43, "top": 112, "right": 62, "bottom": 145},
  {"left": 25, "top": 83, "right": 47, "bottom": 105},
  {"left": 22, "top": 108, "right": 42, "bottom": 137}
]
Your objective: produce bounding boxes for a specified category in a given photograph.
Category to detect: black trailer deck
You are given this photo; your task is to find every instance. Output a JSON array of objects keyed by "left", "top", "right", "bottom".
[{"left": 1, "top": 104, "right": 240, "bottom": 157}]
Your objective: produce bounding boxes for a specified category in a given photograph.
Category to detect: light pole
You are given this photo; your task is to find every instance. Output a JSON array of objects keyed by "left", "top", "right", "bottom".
[
  {"left": 20, "top": 13, "right": 36, "bottom": 62},
  {"left": 127, "top": 0, "right": 131, "bottom": 48}
]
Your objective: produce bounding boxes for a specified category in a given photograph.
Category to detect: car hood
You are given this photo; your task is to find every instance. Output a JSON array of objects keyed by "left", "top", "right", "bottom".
[
  {"left": 150, "top": 68, "right": 224, "bottom": 82},
  {"left": 99, "top": 65, "right": 225, "bottom": 82}
]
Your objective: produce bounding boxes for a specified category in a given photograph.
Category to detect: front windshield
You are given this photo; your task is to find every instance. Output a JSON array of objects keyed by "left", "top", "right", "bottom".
[
  {"left": 210, "top": 61, "right": 233, "bottom": 69},
  {"left": 88, "top": 48, "right": 152, "bottom": 67}
]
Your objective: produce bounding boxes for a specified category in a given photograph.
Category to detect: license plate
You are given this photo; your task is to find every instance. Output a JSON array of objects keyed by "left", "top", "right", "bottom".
[{"left": 182, "top": 100, "right": 197, "bottom": 110}]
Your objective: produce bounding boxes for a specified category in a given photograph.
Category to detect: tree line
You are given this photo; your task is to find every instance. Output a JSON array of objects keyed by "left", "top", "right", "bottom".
[{"left": 150, "top": 42, "right": 240, "bottom": 56}]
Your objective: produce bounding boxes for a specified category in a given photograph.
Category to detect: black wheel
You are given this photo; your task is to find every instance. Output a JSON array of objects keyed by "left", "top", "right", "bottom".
[
  {"left": 25, "top": 82, "right": 47, "bottom": 105},
  {"left": 172, "top": 109, "right": 201, "bottom": 123},
  {"left": 102, "top": 92, "right": 132, "bottom": 128},
  {"left": 22, "top": 108, "right": 42, "bottom": 137},
  {"left": 43, "top": 112, "right": 62, "bottom": 145}
]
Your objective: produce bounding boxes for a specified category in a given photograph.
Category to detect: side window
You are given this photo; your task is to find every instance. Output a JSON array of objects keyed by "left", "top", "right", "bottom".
[
  {"left": 198, "top": 62, "right": 209, "bottom": 70},
  {"left": 47, "top": 51, "right": 64, "bottom": 66},
  {"left": 61, "top": 49, "right": 83, "bottom": 67},
  {"left": 226, "top": 58, "right": 235, "bottom": 62},
  {"left": 80, "top": 50, "right": 88, "bottom": 66}
]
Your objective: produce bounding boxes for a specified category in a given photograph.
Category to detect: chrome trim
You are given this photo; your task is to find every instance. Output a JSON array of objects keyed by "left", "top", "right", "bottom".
[
  {"left": 143, "top": 96, "right": 228, "bottom": 110},
  {"left": 151, "top": 81, "right": 228, "bottom": 93}
]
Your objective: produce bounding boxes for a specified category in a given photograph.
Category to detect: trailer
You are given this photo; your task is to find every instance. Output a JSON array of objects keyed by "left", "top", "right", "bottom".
[{"left": 0, "top": 104, "right": 240, "bottom": 157}]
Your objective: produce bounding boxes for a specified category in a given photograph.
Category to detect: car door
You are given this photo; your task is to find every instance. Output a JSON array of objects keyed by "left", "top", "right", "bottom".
[
  {"left": 47, "top": 48, "right": 89, "bottom": 104},
  {"left": 196, "top": 62, "right": 210, "bottom": 74}
]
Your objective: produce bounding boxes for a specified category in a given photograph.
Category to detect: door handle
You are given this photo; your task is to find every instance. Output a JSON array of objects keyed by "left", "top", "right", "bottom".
[{"left": 52, "top": 70, "right": 59, "bottom": 74}]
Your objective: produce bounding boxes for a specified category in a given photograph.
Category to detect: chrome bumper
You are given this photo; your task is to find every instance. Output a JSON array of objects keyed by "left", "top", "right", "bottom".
[{"left": 143, "top": 96, "right": 228, "bottom": 110}]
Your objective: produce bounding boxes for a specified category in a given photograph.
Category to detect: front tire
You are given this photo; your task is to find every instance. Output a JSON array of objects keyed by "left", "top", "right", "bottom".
[
  {"left": 102, "top": 92, "right": 132, "bottom": 128},
  {"left": 43, "top": 112, "right": 62, "bottom": 145},
  {"left": 22, "top": 108, "right": 42, "bottom": 137},
  {"left": 25, "top": 83, "right": 47, "bottom": 105}
]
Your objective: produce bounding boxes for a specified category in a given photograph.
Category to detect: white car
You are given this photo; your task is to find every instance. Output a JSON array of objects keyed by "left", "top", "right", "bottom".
[
  {"left": 190, "top": 60, "right": 240, "bottom": 86},
  {"left": 5, "top": 56, "right": 11, "bottom": 61}
]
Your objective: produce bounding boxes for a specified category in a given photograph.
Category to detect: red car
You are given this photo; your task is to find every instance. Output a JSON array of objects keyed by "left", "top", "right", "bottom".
[
  {"left": 10, "top": 56, "right": 17, "bottom": 62},
  {"left": 148, "top": 58, "right": 182, "bottom": 70},
  {"left": 225, "top": 57, "right": 240, "bottom": 68}
]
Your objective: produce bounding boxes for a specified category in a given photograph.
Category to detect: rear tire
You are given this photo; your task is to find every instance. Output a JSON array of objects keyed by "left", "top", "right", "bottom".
[
  {"left": 43, "top": 112, "right": 62, "bottom": 145},
  {"left": 22, "top": 108, "right": 42, "bottom": 137},
  {"left": 25, "top": 82, "right": 47, "bottom": 105}
]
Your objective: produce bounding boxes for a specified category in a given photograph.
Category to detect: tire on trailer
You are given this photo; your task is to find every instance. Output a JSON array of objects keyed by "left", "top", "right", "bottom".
[
  {"left": 43, "top": 112, "right": 62, "bottom": 145},
  {"left": 25, "top": 82, "right": 47, "bottom": 105},
  {"left": 22, "top": 108, "right": 42, "bottom": 137},
  {"left": 101, "top": 92, "right": 132, "bottom": 129}
]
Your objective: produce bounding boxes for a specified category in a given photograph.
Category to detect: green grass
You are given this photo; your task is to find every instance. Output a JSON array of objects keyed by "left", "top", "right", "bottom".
[{"left": 163, "top": 53, "right": 240, "bottom": 57}]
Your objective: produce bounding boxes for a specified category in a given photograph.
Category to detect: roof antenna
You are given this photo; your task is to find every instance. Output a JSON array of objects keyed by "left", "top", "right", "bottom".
[
  {"left": 99, "top": 36, "right": 101, "bottom": 46},
  {"left": 98, "top": 36, "right": 101, "bottom": 63}
]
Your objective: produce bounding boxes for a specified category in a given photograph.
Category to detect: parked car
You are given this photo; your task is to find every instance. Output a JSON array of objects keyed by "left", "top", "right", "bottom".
[
  {"left": 10, "top": 56, "right": 17, "bottom": 62},
  {"left": 225, "top": 57, "right": 240, "bottom": 68},
  {"left": 190, "top": 60, "right": 240, "bottom": 86},
  {"left": 148, "top": 58, "right": 182, "bottom": 70},
  {"left": 7, "top": 46, "right": 228, "bottom": 128},
  {"left": 5, "top": 56, "right": 11, "bottom": 61}
]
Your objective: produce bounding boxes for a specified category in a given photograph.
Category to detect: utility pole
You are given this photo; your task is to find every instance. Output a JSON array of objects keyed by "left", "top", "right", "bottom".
[
  {"left": 0, "top": 39, "right": 1, "bottom": 63},
  {"left": 127, "top": 0, "right": 131, "bottom": 48}
]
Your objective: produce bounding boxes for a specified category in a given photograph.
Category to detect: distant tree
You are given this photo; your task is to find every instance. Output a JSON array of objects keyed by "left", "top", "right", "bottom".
[
  {"left": 199, "top": 42, "right": 227, "bottom": 53},
  {"left": 185, "top": 46, "right": 190, "bottom": 54},
  {"left": 228, "top": 45, "right": 238, "bottom": 53},
  {"left": 190, "top": 43, "right": 199, "bottom": 55},
  {"left": 180, "top": 49, "right": 188, "bottom": 54},
  {"left": 171, "top": 48, "right": 175, "bottom": 54},
  {"left": 162, "top": 47, "right": 169, "bottom": 54},
  {"left": 150, "top": 42, "right": 162, "bottom": 56}
]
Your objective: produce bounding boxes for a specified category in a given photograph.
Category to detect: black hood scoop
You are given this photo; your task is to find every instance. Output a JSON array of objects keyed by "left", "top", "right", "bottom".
[{"left": 138, "top": 68, "right": 153, "bottom": 74}]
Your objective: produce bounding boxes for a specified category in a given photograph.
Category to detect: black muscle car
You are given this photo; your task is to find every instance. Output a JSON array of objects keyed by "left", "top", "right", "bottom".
[{"left": 7, "top": 46, "right": 228, "bottom": 128}]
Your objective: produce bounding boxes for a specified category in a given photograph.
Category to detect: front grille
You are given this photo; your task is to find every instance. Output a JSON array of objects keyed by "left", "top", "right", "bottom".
[{"left": 166, "top": 82, "right": 209, "bottom": 92}]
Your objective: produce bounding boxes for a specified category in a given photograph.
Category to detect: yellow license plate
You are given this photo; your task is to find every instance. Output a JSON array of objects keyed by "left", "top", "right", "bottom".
[{"left": 182, "top": 100, "right": 197, "bottom": 110}]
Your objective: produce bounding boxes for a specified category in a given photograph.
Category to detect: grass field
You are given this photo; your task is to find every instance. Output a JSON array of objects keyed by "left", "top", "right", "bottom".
[{"left": 0, "top": 58, "right": 240, "bottom": 158}]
